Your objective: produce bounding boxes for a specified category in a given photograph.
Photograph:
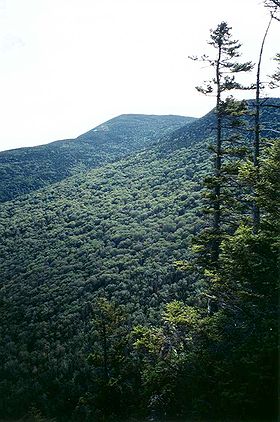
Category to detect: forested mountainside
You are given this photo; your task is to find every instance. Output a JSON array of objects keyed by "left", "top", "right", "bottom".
[
  {"left": 0, "top": 114, "right": 194, "bottom": 203},
  {"left": 0, "top": 131, "right": 210, "bottom": 420},
  {"left": 161, "top": 97, "right": 280, "bottom": 151},
  {"left": 1, "top": 98, "right": 279, "bottom": 205},
  {"left": 0, "top": 99, "right": 279, "bottom": 421}
]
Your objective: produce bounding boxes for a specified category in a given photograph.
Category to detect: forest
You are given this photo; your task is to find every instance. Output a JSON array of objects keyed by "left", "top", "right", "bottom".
[{"left": 0, "top": 1, "right": 279, "bottom": 421}]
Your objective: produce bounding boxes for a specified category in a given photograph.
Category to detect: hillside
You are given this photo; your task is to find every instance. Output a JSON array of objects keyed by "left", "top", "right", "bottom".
[
  {"left": 162, "top": 97, "right": 280, "bottom": 151},
  {"left": 0, "top": 130, "right": 209, "bottom": 419},
  {"left": 0, "top": 114, "right": 194, "bottom": 203},
  {"left": 2, "top": 98, "right": 278, "bottom": 204},
  {"left": 0, "top": 99, "right": 279, "bottom": 421}
]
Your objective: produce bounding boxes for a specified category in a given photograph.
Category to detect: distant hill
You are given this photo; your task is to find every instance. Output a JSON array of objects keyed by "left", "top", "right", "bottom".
[{"left": 0, "top": 114, "right": 195, "bottom": 202}]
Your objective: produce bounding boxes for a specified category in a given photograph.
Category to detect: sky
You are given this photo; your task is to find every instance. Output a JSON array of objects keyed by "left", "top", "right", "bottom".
[{"left": 0, "top": 0, "right": 279, "bottom": 151}]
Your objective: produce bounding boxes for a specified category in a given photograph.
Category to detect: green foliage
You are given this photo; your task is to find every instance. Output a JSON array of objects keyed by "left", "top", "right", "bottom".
[
  {"left": 76, "top": 299, "right": 138, "bottom": 421},
  {"left": 258, "top": 139, "right": 280, "bottom": 220},
  {"left": 0, "top": 125, "right": 209, "bottom": 420},
  {"left": 191, "top": 21, "right": 254, "bottom": 95},
  {"left": 269, "top": 53, "right": 280, "bottom": 87},
  {"left": 193, "top": 139, "right": 279, "bottom": 420},
  {"left": 190, "top": 22, "right": 256, "bottom": 266},
  {"left": 0, "top": 99, "right": 279, "bottom": 421},
  {"left": 162, "top": 300, "right": 199, "bottom": 326},
  {"left": 0, "top": 114, "right": 194, "bottom": 203}
]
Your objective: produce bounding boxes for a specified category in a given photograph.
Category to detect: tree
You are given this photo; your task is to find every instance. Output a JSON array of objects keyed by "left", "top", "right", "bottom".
[
  {"left": 79, "top": 298, "right": 139, "bottom": 420},
  {"left": 252, "top": 11, "right": 276, "bottom": 232},
  {"left": 180, "top": 140, "right": 279, "bottom": 420},
  {"left": 131, "top": 301, "right": 209, "bottom": 420},
  {"left": 269, "top": 53, "right": 280, "bottom": 88},
  {"left": 251, "top": 0, "right": 280, "bottom": 231},
  {"left": 264, "top": 0, "right": 280, "bottom": 20},
  {"left": 210, "top": 139, "right": 280, "bottom": 420},
  {"left": 190, "top": 22, "right": 253, "bottom": 264}
]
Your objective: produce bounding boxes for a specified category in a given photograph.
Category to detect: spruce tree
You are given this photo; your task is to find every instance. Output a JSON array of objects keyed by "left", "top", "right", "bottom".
[{"left": 190, "top": 22, "right": 253, "bottom": 264}]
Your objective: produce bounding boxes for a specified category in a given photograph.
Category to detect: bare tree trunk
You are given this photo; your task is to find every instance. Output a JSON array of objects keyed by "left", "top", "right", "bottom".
[{"left": 253, "top": 15, "right": 273, "bottom": 233}]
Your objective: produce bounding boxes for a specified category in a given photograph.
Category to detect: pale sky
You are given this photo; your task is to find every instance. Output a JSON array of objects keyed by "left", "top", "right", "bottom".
[{"left": 0, "top": 0, "right": 279, "bottom": 151}]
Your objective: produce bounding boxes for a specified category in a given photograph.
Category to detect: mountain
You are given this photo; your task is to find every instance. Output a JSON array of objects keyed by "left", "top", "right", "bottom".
[
  {"left": 0, "top": 99, "right": 279, "bottom": 420},
  {"left": 0, "top": 114, "right": 195, "bottom": 203},
  {"left": 2, "top": 98, "right": 279, "bottom": 204},
  {"left": 0, "top": 115, "right": 207, "bottom": 419},
  {"left": 161, "top": 97, "right": 280, "bottom": 151}
]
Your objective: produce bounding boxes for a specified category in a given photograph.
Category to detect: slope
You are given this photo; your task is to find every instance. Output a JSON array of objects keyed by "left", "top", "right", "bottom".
[
  {"left": 0, "top": 114, "right": 194, "bottom": 203},
  {"left": 161, "top": 97, "right": 280, "bottom": 151},
  {"left": 0, "top": 131, "right": 210, "bottom": 417},
  {"left": 0, "top": 98, "right": 279, "bottom": 419}
]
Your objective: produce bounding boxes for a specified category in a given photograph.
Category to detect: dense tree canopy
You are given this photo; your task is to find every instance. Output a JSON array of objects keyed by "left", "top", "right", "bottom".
[{"left": 0, "top": 9, "right": 279, "bottom": 421}]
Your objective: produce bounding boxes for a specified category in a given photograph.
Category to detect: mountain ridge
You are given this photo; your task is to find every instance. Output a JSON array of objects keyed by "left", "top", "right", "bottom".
[
  {"left": 162, "top": 97, "right": 280, "bottom": 151},
  {"left": 0, "top": 114, "right": 194, "bottom": 203},
  {"left": 77, "top": 113, "right": 196, "bottom": 140},
  {"left": 1, "top": 99, "right": 279, "bottom": 204}
]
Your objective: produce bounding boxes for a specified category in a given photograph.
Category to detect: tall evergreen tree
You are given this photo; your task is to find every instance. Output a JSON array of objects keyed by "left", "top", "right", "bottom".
[{"left": 190, "top": 22, "right": 253, "bottom": 263}]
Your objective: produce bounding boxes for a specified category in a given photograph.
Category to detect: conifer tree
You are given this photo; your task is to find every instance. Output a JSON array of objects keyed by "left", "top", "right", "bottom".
[
  {"left": 190, "top": 22, "right": 253, "bottom": 264},
  {"left": 270, "top": 53, "right": 280, "bottom": 87}
]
